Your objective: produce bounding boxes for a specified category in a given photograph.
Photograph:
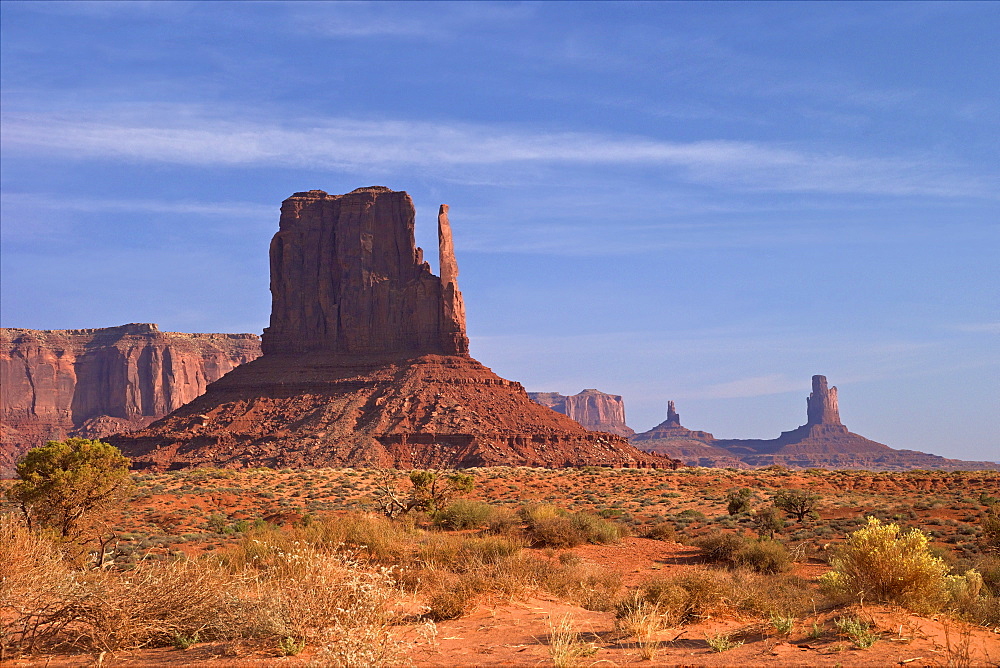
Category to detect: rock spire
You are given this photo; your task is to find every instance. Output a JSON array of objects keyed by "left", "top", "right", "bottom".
[
  {"left": 666, "top": 400, "right": 680, "bottom": 426},
  {"left": 806, "top": 375, "right": 841, "bottom": 426}
]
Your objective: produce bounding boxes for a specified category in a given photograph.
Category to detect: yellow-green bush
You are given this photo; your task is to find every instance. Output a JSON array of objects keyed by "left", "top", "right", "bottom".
[{"left": 820, "top": 516, "right": 949, "bottom": 612}]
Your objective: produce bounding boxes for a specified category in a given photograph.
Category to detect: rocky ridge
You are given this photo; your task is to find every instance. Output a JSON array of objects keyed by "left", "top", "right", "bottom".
[
  {"left": 112, "top": 187, "right": 677, "bottom": 471},
  {"left": 0, "top": 324, "right": 261, "bottom": 477},
  {"left": 632, "top": 376, "right": 999, "bottom": 471}
]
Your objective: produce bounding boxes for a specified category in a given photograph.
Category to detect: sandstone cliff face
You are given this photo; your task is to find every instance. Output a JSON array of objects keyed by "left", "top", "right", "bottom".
[
  {"left": 263, "top": 187, "right": 468, "bottom": 356},
  {"left": 529, "top": 389, "right": 636, "bottom": 437},
  {"left": 1, "top": 324, "right": 261, "bottom": 476},
  {"left": 630, "top": 378, "right": 999, "bottom": 472},
  {"left": 114, "top": 187, "right": 676, "bottom": 471}
]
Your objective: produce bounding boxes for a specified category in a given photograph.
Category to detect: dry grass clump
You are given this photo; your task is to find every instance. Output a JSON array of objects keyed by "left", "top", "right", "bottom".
[
  {"left": 1, "top": 515, "right": 77, "bottom": 659},
  {"left": 74, "top": 559, "right": 232, "bottom": 652},
  {"left": 0, "top": 513, "right": 403, "bottom": 659},
  {"left": 546, "top": 614, "right": 598, "bottom": 668},
  {"left": 217, "top": 538, "right": 399, "bottom": 646},
  {"left": 536, "top": 558, "right": 623, "bottom": 612},
  {"left": 615, "top": 599, "right": 667, "bottom": 659},
  {"left": 618, "top": 567, "right": 813, "bottom": 628}
]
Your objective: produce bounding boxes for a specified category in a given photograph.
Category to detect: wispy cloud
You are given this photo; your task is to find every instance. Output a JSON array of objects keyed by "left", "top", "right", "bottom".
[
  {"left": 289, "top": 1, "right": 536, "bottom": 39},
  {"left": 3, "top": 106, "right": 993, "bottom": 198},
  {"left": 0, "top": 193, "right": 272, "bottom": 217},
  {"left": 685, "top": 374, "right": 804, "bottom": 399},
  {"left": 948, "top": 322, "right": 1000, "bottom": 334}
]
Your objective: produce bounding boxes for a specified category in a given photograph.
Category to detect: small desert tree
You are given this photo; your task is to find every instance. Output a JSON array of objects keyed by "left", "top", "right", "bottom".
[
  {"left": 372, "top": 469, "right": 474, "bottom": 519},
  {"left": 773, "top": 489, "right": 821, "bottom": 523},
  {"left": 7, "top": 438, "right": 133, "bottom": 546},
  {"left": 751, "top": 506, "right": 785, "bottom": 539}
]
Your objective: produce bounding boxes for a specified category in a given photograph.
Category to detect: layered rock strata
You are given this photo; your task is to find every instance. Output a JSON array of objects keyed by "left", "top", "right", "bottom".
[
  {"left": 631, "top": 377, "right": 999, "bottom": 471},
  {"left": 0, "top": 324, "right": 261, "bottom": 476},
  {"left": 113, "top": 187, "right": 676, "bottom": 471},
  {"left": 529, "top": 389, "right": 636, "bottom": 437}
]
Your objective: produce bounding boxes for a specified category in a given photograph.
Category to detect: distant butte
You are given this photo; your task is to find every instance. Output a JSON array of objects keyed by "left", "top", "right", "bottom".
[
  {"left": 632, "top": 375, "right": 1000, "bottom": 471},
  {"left": 111, "top": 187, "right": 677, "bottom": 471},
  {"left": 529, "top": 389, "right": 636, "bottom": 437}
]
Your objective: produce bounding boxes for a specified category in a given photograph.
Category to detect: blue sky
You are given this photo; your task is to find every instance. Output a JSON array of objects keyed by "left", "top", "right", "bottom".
[{"left": 2, "top": 1, "right": 997, "bottom": 461}]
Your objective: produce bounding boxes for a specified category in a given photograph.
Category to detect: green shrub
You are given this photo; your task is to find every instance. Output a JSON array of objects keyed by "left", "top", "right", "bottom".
[
  {"left": 735, "top": 539, "right": 793, "bottom": 574},
  {"left": 435, "top": 499, "right": 494, "bottom": 530},
  {"left": 694, "top": 532, "right": 791, "bottom": 574},
  {"left": 705, "top": 632, "right": 742, "bottom": 652},
  {"left": 726, "top": 488, "right": 753, "bottom": 515},
  {"left": 820, "top": 517, "right": 950, "bottom": 613},
  {"left": 7, "top": 438, "right": 134, "bottom": 549},
  {"left": 521, "top": 505, "right": 623, "bottom": 548},
  {"left": 570, "top": 513, "right": 623, "bottom": 544},
  {"left": 773, "top": 489, "right": 821, "bottom": 523},
  {"left": 835, "top": 616, "right": 878, "bottom": 649}
]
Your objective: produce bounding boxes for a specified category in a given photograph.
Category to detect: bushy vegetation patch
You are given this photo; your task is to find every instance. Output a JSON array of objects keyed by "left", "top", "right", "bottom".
[
  {"left": 520, "top": 504, "right": 625, "bottom": 548},
  {"left": 694, "top": 531, "right": 792, "bottom": 574}
]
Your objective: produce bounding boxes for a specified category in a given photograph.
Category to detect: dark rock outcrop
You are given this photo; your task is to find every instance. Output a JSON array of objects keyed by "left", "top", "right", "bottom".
[
  {"left": 529, "top": 389, "right": 636, "bottom": 437},
  {"left": 0, "top": 325, "right": 261, "bottom": 477},
  {"left": 113, "top": 187, "right": 678, "bottom": 471},
  {"left": 631, "top": 376, "right": 999, "bottom": 471}
]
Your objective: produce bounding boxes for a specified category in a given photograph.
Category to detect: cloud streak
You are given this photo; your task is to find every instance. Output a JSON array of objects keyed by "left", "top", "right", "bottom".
[
  {"left": 0, "top": 193, "right": 272, "bottom": 217},
  {"left": 3, "top": 107, "right": 993, "bottom": 198}
]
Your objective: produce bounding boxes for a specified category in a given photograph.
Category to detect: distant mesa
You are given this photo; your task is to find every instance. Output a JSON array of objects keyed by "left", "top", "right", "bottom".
[
  {"left": 110, "top": 188, "right": 677, "bottom": 471},
  {"left": 631, "top": 375, "right": 1000, "bottom": 471},
  {"left": 0, "top": 324, "right": 261, "bottom": 478},
  {"left": 528, "top": 389, "right": 636, "bottom": 437}
]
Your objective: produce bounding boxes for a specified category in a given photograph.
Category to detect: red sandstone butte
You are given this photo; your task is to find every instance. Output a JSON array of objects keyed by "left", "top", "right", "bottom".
[
  {"left": 529, "top": 389, "right": 636, "bottom": 437},
  {"left": 112, "top": 187, "right": 677, "bottom": 471},
  {"left": 0, "top": 324, "right": 261, "bottom": 477}
]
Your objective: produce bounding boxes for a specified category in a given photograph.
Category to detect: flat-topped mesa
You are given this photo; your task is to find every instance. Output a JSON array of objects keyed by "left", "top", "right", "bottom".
[
  {"left": 1, "top": 325, "right": 261, "bottom": 477},
  {"left": 528, "top": 389, "right": 635, "bottom": 437},
  {"left": 262, "top": 187, "right": 469, "bottom": 357},
  {"left": 806, "top": 375, "right": 842, "bottom": 426}
]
